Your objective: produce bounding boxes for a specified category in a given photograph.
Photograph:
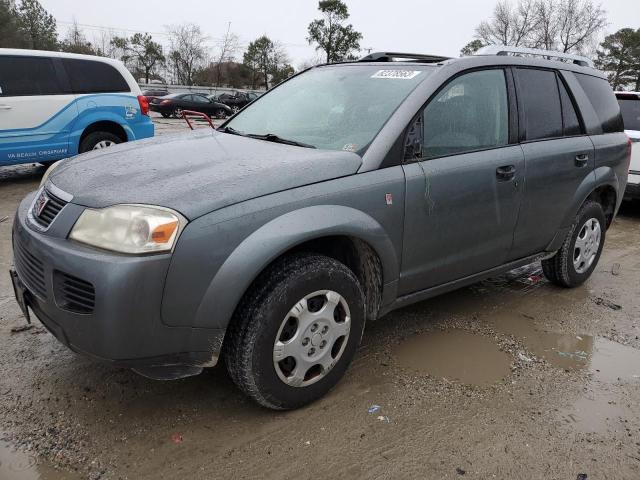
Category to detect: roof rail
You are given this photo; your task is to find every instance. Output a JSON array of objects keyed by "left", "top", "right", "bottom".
[
  {"left": 359, "top": 52, "right": 451, "bottom": 63},
  {"left": 475, "top": 45, "right": 594, "bottom": 68}
]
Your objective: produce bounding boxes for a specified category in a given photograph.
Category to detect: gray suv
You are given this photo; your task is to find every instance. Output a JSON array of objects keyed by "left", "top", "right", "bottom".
[{"left": 10, "top": 49, "right": 630, "bottom": 410}]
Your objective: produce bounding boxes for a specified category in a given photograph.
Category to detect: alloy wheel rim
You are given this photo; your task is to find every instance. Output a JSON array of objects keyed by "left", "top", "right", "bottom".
[
  {"left": 273, "top": 290, "right": 351, "bottom": 387},
  {"left": 93, "top": 140, "right": 115, "bottom": 150},
  {"left": 573, "top": 217, "right": 601, "bottom": 274}
]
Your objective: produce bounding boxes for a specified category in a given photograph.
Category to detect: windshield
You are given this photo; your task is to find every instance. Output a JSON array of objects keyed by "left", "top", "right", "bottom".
[
  {"left": 224, "top": 65, "right": 432, "bottom": 152},
  {"left": 619, "top": 98, "right": 640, "bottom": 131}
]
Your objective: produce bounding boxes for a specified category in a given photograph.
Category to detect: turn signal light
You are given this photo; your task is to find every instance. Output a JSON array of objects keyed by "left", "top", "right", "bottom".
[{"left": 151, "top": 221, "right": 179, "bottom": 244}]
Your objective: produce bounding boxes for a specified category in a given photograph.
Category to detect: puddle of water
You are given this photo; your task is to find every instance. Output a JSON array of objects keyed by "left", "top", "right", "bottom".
[
  {"left": 490, "top": 312, "right": 594, "bottom": 370},
  {"left": 0, "top": 438, "right": 71, "bottom": 480},
  {"left": 394, "top": 329, "right": 512, "bottom": 386}
]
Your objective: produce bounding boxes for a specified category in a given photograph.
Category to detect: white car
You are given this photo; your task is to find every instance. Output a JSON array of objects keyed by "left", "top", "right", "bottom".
[{"left": 616, "top": 91, "right": 640, "bottom": 199}]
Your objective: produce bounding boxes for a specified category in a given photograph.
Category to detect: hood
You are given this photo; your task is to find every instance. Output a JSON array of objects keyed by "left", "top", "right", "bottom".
[{"left": 49, "top": 131, "right": 362, "bottom": 219}]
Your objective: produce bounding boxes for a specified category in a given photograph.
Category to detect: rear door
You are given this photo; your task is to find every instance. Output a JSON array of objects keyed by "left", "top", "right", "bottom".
[
  {"left": 508, "top": 67, "right": 594, "bottom": 260},
  {"left": 0, "top": 55, "right": 76, "bottom": 166},
  {"left": 399, "top": 68, "right": 525, "bottom": 294}
]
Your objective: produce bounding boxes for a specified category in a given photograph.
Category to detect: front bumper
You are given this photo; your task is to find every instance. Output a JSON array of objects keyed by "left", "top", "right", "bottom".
[{"left": 12, "top": 192, "right": 224, "bottom": 373}]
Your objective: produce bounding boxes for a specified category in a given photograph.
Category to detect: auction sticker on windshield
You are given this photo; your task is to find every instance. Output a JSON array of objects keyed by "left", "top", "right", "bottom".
[{"left": 371, "top": 70, "right": 421, "bottom": 79}]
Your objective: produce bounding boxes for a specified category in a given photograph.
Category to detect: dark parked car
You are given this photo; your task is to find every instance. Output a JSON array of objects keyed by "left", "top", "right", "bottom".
[
  {"left": 149, "top": 93, "right": 232, "bottom": 119},
  {"left": 141, "top": 88, "right": 169, "bottom": 103},
  {"left": 216, "top": 91, "right": 259, "bottom": 113},
  {"left": 11, "top": 47, "right": 630, "bottom": 410}
]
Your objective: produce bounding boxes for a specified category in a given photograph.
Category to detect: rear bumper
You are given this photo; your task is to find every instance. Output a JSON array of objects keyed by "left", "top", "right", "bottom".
[
  {"left": 130, "top": 118, "right": 155, "bottom": 141},
  {"left": 12, "top": 193, "right": 223, "bottom": 372}
]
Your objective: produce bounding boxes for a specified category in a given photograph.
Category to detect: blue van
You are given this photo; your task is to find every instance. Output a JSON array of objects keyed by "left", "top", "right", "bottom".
[{"left": 0, "top": 49, "right": 154, "bottom": 166}]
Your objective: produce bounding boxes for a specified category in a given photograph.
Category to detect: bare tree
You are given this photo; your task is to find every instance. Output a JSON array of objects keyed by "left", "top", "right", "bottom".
[
  {"left": 474, "top": 0, "right": 607, "bottom": 55},
  {"left": 556, "top": 0, "right": 607, "bottom": 53},
  {"left": 167, "top": 23, "right": 207, "bottom": 85},
  {"left": 214, "top": 22, "right": 240, "bottom": 87},
  {"left": 477, "top": 0, "right": 538, "bottom": 47}
]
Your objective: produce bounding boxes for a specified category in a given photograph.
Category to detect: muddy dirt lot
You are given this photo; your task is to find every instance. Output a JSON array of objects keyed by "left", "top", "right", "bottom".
[{"left": 1, "top": 120, "right": 640, "bottom": 479}]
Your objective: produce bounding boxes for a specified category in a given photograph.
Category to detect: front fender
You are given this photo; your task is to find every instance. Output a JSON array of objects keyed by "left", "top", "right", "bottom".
[{"left": 194, "top": 205, "right": 399, "bottom": 330}]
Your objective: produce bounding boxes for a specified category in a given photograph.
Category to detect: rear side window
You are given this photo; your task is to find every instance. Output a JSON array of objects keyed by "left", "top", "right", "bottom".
[
  {"left": 558, "top": 79, "right": 582, "bottom": 136},
  {"left": 575, "top": 74, "right": 623, "bottom": 133},
  {"left": 421, "top": 69, "right": 509, "bottom": 158},
  {"left": 0, "top": 56, "right": 63, "bottom": 96},
  {"left": 62, "top": 59, "right": 129, "bottom": 94},
  {"left": 618, "top": 98, "right": 640, "bottom": 131},
  {"left": 515, "top": 68, "right": 563, "bottom": 141}
]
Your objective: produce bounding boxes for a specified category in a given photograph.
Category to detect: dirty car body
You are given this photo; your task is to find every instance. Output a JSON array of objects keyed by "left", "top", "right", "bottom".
[{"left": 12, "top": 52, "right": 629, "bottom": 409}]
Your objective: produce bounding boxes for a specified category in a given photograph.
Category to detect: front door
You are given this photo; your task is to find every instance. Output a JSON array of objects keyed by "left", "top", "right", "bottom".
[
  {"left": 399, "top": 68, "right": 524, "bottom": 295},
  {"left": 0, "top": 55, "right": 76, "bottom": 166}
]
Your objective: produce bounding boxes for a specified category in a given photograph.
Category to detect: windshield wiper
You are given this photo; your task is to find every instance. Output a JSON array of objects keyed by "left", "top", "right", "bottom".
[
  {"left": 218, "top": 126, "right": 246, "bottom": 136},
  {"left": 246, "top": 133, "right": 316, "bottom": 149}
]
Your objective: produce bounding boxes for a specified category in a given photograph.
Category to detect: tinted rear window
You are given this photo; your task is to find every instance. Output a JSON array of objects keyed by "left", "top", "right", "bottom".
[
  {"left": 62, "top": 59, "right": 129, "bottom": 94},
  {"left": 515, "top": 68, "right": 563, "bottom": 141},
  {"left": 575, "top": 74, "right": 623, "bottom": 133},
  {"left": 0, "top": 56, "right": 64, "bottom": 96},
  {"left": 619, "top": 98, "right": 640, "bottom": 131}
]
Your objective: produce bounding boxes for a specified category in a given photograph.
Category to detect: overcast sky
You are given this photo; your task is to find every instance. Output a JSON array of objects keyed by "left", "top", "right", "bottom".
[{"left": 40, "top": 0, "right": 640, "bottom": 67}]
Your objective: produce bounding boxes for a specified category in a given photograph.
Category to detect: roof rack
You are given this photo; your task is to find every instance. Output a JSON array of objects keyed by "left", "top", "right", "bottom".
[
  {"left": 359, "top": 52, "right": 451, "bottom": 63},
  {"left": 475, "top": 45, "right": 594, "bottom": 68}
]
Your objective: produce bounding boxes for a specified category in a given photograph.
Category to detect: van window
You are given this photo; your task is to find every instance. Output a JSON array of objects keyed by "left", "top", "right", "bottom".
[
  {"left": 62, "top": 59, "right": 129, "bottom": 94},
  {"left": 515, "top": 68, "right": 563, "bottom": 141},
  {"left": 575, "top": 74, "right": 623, "bottom": 133},
  {"left": 0, "top": 56, "right": 63, "bottom": 96},
  {"left": 558, "top": 78, "right": 582, "bottom": 136},
  {"left": 421, "top": 69, "right": 509, "bottom": 159},
  {"left": 618, "top": 98, "right": 640, "bottom": 131}
]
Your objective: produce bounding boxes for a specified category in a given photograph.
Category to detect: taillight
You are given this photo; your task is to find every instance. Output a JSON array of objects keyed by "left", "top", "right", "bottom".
[{"left": 137, "top": 95, "right": 149, "bottom": 116}]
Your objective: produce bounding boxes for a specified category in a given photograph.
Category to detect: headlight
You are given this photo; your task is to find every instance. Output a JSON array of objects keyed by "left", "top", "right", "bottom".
[
  {"left": 39, "top": 160, "right": 63, "bottom": 187},
  {"left": 69, "top": 205, "right": 187, "bottom": 254}
]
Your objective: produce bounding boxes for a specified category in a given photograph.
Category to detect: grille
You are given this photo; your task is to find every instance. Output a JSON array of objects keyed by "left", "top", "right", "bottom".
[
  {"left": 13, "top": 240, "right": 46, "bottom": 298},
  {"left": 53, "top": 271, "right": 96, "bottom": 314},
  {"left": 31, "top": 189, "right": 67, "bottom": 229}
]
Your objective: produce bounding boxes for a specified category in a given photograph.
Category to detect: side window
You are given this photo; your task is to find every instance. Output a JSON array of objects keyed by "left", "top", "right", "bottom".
[
  {"left": 62, "top": 59, "right": 129, "bottom": 94},
  {"left": 192, "top": 95, "right": 208, "bottom": 103},
  {"left": 0, "top": 56, "right": 63, "bottom": 96},
  {"left": 576, "top": 73, "right": 624, "bottom": 133},
  {"left": 558, "top": 78, "right": 582, "bottom": 136},
  {"left": 515, "top": 68, "right": 563, "bottom": 141},
  {"left": 420, "top": 69, "right": 509, "bottom": 159}
]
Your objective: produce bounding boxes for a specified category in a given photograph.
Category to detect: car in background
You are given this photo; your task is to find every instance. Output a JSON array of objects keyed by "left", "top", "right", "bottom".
[
  {"left": 616, "top": 92, "right": 640, "bottom": 200},
  {"left": 0, "top": 49, "right": 154, "bottom": 167},
  {"left": 216, "top": 91, "right": 260, "bottom": 113},
  {"left": 142, "top": 88, "right": 170, "bottom": 103},
  {"left": 149, "top": 93, "right": 232, "bottom": 119}
]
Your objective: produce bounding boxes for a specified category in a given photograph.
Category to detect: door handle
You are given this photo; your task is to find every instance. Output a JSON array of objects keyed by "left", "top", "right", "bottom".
[
  {"left": 496, "top": 165, "right": 516, "bottom": 181},
  {"left": 575, "top": 153, "right": 589, "bottom": 167},
  {"left": 0, "top": 105, "right": 12, "bottom": 110}
]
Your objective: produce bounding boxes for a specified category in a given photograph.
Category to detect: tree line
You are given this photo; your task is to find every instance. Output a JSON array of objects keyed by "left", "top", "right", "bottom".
[
  {"left": 460, "top": 0, "right": 639, "bottom": 90},
  {"left": 0, "top": 0, "right": 362, "bottom": 89},
  {"left": 1, "top": 0, "right": 638, "bottom": 91}
]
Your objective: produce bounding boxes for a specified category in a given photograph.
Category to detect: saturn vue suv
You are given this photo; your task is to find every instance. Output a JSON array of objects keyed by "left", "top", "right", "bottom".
[{"left": 11, "top": 48, "right": 630, "bottom": 409}]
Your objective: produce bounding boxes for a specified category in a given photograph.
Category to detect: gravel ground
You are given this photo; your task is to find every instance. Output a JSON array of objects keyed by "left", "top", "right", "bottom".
[{"left": 1, "top": 118, "right": 640, "bottom": 479}]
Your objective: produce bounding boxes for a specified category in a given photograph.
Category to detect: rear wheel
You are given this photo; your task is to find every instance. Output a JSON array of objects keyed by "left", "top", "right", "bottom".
[
  {"left": 214, "top": 109, "right": 227, "bottom": 119},
  {"left": 79, "top": 132, "right": 122, "bottom": 153},
  {"left": 224, "top": 253, "right": 365, "bottom": 410},
  {"left": 161, "top": 112, "right": 172, "bottom": 118},
  {"left": 172, "top": 107, "right": 183, "bottom": 118},
  {"left": 542, "top": 200, "right": 606, "bottom": 288}
]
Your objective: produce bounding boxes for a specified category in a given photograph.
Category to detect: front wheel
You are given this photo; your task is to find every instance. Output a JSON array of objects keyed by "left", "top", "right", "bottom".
[
  {"left": 542, "top": 200, "right": 606, "bottom": 288},
  {"left": 224, "top": 253, "right": 365, "bottom": 410},
  {"left": 214, "top": 109, "right": 227, "bottom": 119}
]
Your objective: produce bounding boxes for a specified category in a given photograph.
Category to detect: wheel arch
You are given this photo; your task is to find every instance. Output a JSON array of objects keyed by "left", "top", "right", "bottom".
[
  {"left": 194, "top": 205, "right": 399, "bottom": 331},
  {"left": 79, "top": 120, "right": 128, "bottom": 147}
]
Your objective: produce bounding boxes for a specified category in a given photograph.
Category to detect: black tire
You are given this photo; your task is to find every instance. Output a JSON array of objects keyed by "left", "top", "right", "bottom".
[
  {"left": 172, "top": 107, "right": 183, "bottom": 119},
  {"left": 161, "top": 112, "right": 171, "bottom": 118},
  {"left": 79, "top": 132, "right": 122, "bottom": 153},
  {"left": 214, "top": 109, "right": 226, "bottom": 119},
  {"left": 542, "top": 200, "right": 606, "bottom": 288},
  {"left": 224, "top": 253, "right": 366, "bottom": 410}
]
